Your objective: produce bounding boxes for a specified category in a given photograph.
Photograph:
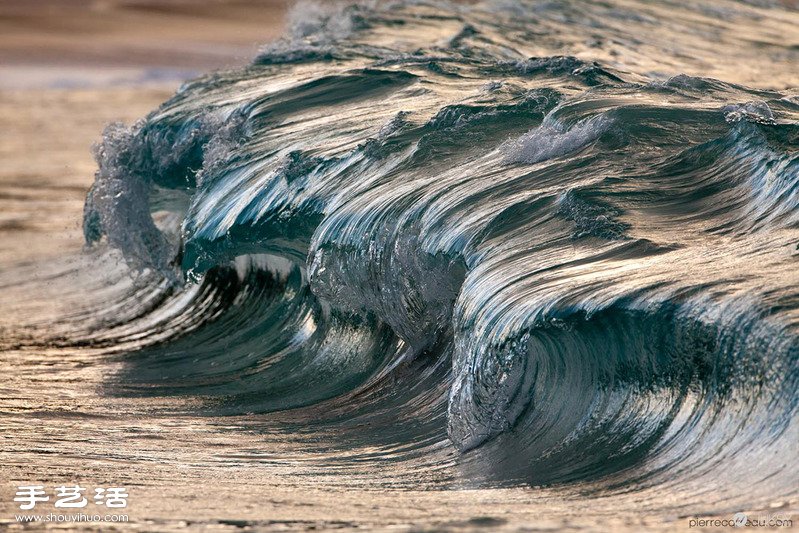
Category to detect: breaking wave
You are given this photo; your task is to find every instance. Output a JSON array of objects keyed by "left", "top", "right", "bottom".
[{"left": 18, "top": 0, "right": 799, "bottom": 511}]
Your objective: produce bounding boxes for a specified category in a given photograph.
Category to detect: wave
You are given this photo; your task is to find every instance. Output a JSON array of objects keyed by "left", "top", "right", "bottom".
[{"left": 35, "top": 0, "right": 799, "bottom": 507}]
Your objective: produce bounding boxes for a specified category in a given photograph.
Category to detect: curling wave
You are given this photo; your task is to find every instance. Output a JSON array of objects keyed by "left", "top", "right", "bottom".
[{"left": 69, "top": 0, "right": 799, "bottom": 506}]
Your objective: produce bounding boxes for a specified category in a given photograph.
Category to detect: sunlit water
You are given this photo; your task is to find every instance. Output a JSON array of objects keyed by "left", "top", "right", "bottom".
[{"left": 1, "top": 1, "right": 798, "bottom": 530}]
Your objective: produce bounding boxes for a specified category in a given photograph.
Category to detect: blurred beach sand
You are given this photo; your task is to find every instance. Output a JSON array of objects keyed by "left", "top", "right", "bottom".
[
  {"left": 0, "top": 0, "right": 289, "bottom": 75},
  {"left": 0, "top": 0, "right": 292, "bottom": 263}
]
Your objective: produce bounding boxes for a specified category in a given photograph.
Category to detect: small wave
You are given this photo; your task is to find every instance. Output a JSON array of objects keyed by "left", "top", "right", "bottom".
[{"left": 501, "top": 112, "right": 611, "bottom": 165}]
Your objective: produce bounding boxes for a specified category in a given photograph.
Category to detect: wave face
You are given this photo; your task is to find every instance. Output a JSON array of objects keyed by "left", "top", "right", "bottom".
[{"left": 74, "top": 0, "right": 798, "bottom": 508}]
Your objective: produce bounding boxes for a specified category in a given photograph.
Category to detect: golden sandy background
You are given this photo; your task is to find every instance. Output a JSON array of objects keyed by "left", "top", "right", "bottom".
[
  {"left": 0, "top": 0, "right": 289, "bottom": 70},
  {"left": 0, "top": 0, "right": 293, "bottom": 264}
]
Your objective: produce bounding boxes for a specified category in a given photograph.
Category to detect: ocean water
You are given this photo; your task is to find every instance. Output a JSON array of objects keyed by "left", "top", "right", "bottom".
[{"left": 2, "top": 0, "right": 798, "bottom": 530}]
